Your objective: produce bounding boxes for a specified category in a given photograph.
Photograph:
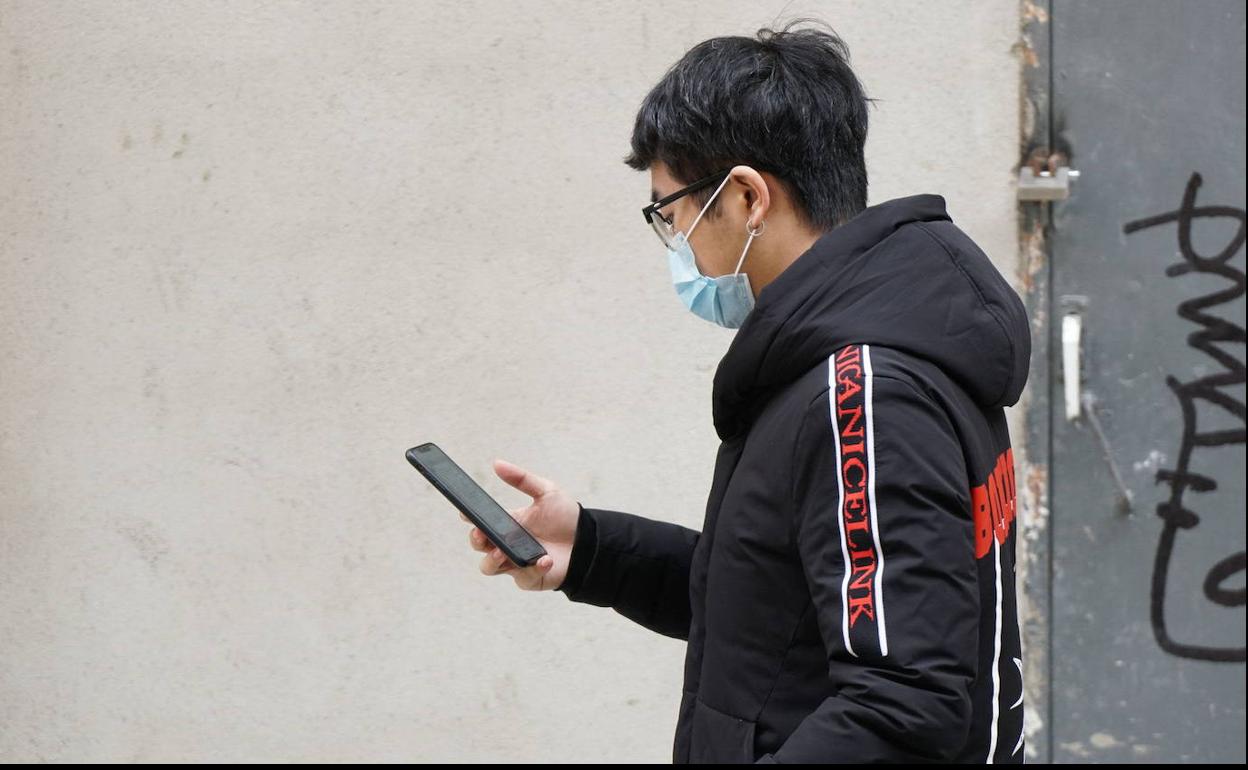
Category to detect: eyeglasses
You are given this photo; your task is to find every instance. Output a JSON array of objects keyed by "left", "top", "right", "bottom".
[{"left": 641, "top": 167, "right": 734, "bottom": 250}]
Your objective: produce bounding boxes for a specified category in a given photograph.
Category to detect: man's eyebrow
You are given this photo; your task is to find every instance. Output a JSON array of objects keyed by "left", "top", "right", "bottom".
[{"left": 650, "top": 189, "right": 659, "bottom": 204}]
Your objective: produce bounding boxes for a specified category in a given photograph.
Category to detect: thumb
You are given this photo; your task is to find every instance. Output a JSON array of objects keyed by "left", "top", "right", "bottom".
[
  {"left": 493, "top": 457, "right": 554, "bottom": 501},
  {"left": 537, "top": 555, "right": 556, "bottom": 589}
]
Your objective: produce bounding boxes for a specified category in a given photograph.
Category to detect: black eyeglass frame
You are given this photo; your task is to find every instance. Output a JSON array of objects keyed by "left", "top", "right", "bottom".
[{"left": 641, "top": 166, "right": 735, "bottom": 249}]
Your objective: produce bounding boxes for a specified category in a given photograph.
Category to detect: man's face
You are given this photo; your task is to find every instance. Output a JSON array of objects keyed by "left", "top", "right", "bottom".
[{"left": 650, "top": 161, "right": 742, "bottom": 278}]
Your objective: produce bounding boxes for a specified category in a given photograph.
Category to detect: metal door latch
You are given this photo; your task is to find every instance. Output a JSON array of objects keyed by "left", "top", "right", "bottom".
[
  {"left": 1018, "top": 149, "right": 1081, "bottom": 201},
  {"left": 1019, "top": 166, "right": 1081, "bottom": 200}
]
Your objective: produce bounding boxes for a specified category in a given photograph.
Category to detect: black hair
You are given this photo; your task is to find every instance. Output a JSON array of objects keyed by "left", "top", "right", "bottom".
[{"left": 624, "top": 16, "right": 875, "bottom": 231}]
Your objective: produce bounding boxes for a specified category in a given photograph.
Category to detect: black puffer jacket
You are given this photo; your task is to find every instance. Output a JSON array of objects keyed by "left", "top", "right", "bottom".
[{"left": 558, "top": 193, "right": 1030, "bottom": 763}]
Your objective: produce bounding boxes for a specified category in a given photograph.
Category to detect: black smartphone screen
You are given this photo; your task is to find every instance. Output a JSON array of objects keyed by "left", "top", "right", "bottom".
[{"left": 406, "top": 442, "right": 548, "bottom": 567}]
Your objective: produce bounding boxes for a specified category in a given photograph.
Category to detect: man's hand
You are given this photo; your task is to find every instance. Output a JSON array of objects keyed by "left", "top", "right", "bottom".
[{"left": 462, "top": 458, "right": 578, "bottom": 591}]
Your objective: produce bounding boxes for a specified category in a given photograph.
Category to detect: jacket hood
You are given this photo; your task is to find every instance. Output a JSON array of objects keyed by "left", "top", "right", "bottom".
[{"left": 712, "top": 193, "right": 1031, "bottom": 441}]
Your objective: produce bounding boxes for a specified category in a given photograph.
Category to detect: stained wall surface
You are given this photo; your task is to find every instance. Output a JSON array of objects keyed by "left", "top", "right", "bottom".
[{"left": 0, "top": 1, "right": 1024, "bottom": 762}]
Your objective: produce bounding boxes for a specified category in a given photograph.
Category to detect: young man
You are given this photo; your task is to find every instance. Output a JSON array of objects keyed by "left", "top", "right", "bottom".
[{"left": 467, "top": 18, "right": 1030, "bottom": 763}]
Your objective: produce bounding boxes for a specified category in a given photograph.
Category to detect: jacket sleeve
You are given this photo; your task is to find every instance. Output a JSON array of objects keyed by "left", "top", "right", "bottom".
[
  {"left": 556, "top": 503, "right": 700, "bottom": 642},
  {"left": 757, "top": 374, "right": 980, "bottom": 763}
]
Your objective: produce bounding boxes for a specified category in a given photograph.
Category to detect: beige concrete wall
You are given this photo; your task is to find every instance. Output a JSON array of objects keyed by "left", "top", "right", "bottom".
[{"left": 0, "top": 0, "right": 1024, "bottom": 762}]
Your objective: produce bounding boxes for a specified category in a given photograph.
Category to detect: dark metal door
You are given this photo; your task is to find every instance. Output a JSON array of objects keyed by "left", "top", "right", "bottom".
[{"left": 1046, "top": 0, "right": 1245, "bottom": 762}]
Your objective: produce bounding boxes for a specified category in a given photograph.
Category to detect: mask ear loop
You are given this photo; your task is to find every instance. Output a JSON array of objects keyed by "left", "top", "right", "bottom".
[
  {"left": 733, "top": 218, "right": 766, "bottom": 275},
  {"left": 686, "top": 173, "right": 735, "bottom": 238}
]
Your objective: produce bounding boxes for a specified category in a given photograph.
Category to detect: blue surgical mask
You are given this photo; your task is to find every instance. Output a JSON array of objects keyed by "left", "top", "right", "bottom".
[{"left": 665, "top": 173, "right": 764, "bottom": 329}]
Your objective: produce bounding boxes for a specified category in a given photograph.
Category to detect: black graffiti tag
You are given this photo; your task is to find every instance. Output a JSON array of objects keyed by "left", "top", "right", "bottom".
[{"left": 1123, "top": 171, "right": 1246, "bottom": 663}]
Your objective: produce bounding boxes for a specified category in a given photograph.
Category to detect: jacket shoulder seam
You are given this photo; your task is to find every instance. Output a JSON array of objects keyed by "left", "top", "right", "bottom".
[{"left": 789, "top": 381, "right": 834, "bottom": 550}]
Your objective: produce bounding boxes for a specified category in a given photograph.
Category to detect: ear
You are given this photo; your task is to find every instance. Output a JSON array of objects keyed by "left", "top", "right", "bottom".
[{"left": 731, "top": 166, "right": 772, "bottom": 227}]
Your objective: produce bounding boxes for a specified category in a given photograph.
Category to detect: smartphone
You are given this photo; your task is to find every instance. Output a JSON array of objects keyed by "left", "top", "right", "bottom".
[{"left": 406, "top": 442, "right": 548, "bottom": 568}]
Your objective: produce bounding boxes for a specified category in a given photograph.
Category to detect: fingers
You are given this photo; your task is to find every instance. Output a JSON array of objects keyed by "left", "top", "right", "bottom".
[
  {"left": 467, "top": 526, "right": 491, "bottom": 552},
  {"left": 479, "top": 546, "right": 516, "bottom": 576},
  {"left": 493, "top": 458, "right": 554, "bottom": 501},
  {"left": 478, "top": 549, "right": 557, "bottom": 592}
]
